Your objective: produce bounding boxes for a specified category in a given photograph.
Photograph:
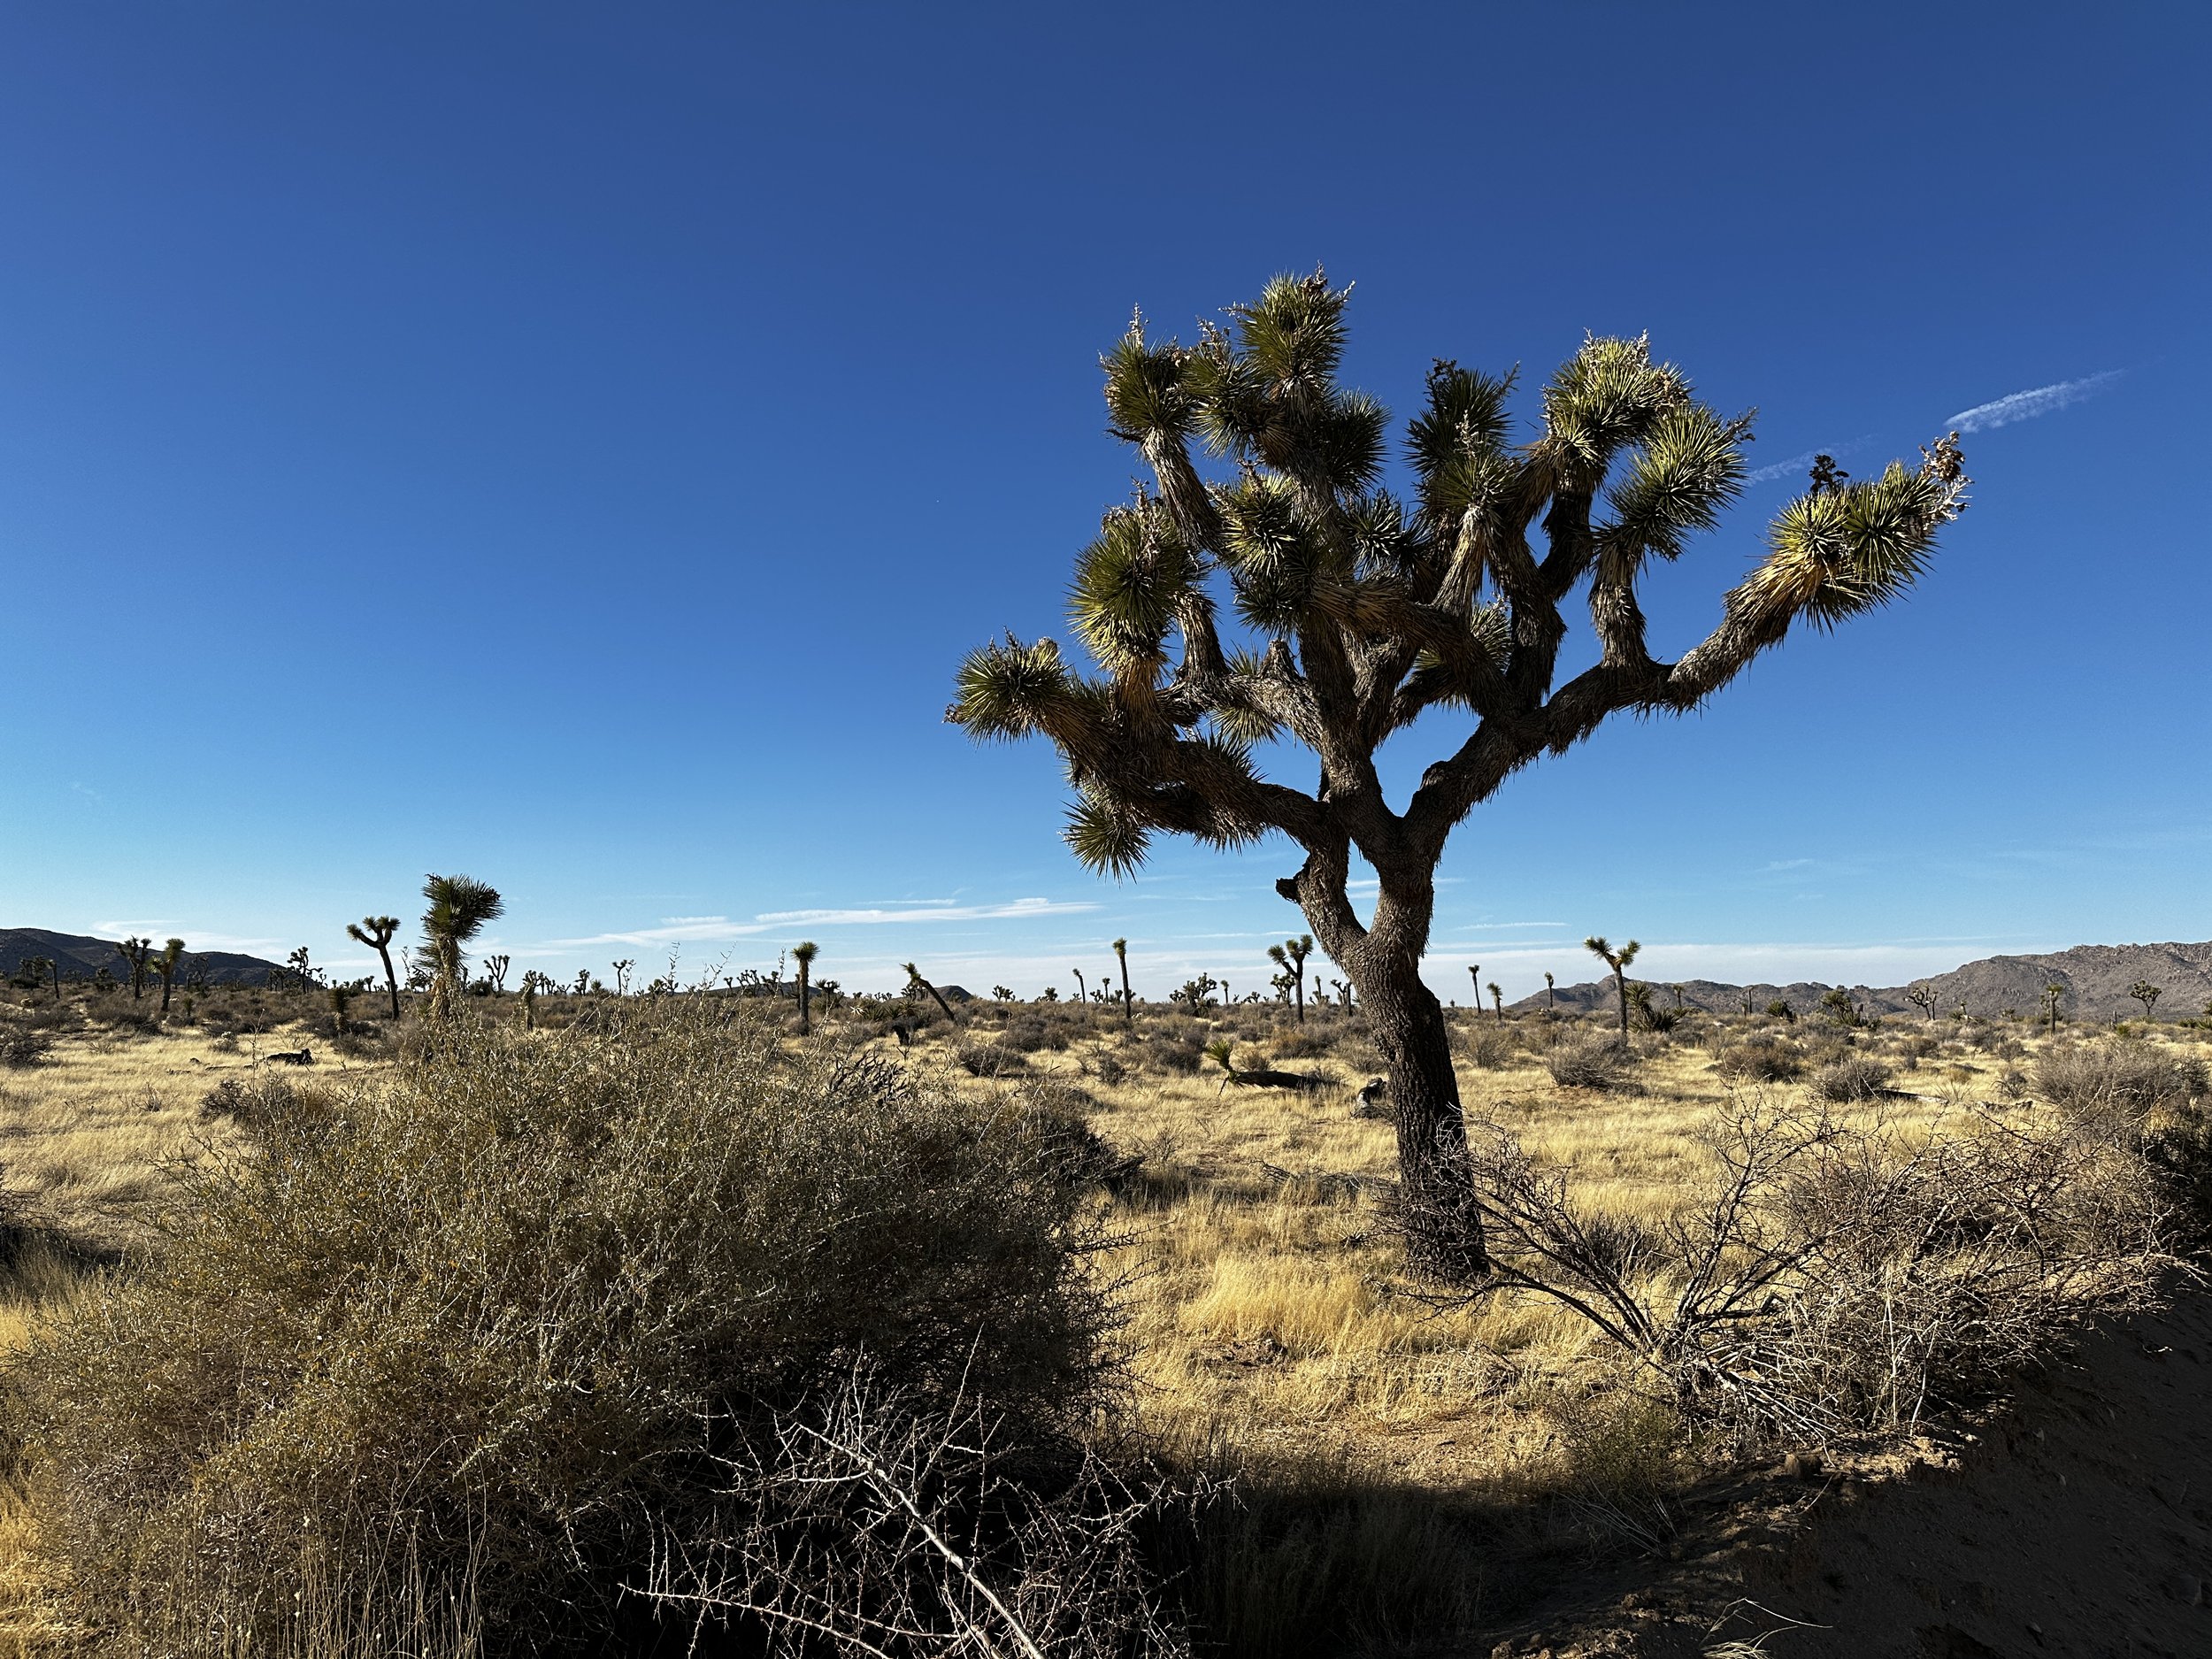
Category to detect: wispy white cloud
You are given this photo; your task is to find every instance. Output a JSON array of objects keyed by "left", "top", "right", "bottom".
[
  {"left": 1947, "top": 371, "right": 2121, "bottom": 434},
  {"left": 539, "top": 897, "right": 1100, "bottom": 950},
  {"left": 1747, "top": 449, "right": 1823, "bottom": 485}
]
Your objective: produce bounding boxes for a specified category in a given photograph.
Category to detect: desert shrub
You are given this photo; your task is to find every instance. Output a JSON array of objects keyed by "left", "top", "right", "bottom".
[
  {"left": 17, "top": 1008, "right": 1112, "bottom": 1653},
  {"left": 1271, "top": 1027, "right": 1335, "bottom": 1061},
  {"left": 1899, "top": 1033, "right": 1942, "bottom": 1064},
  {"left": 1716, "top": 1037, "right": 1802, "bottom": 1083},
  {"left": 196, "top": 1074, "right": 301, "bottom": 1133},
  {"left": 1091, "top": 1051, "right": 1130, "bottom": 1087},
  {"left": 1456, "top": 1024, "right": 1517, "bottom": 1070},
  {"left": 2035, "top": 1040, "right": 2208, "bottom": 1115},
  {"left": 0, "top": 1028, "right": 52, "bottom": 1068},
  {"left": 1002, "top": 1018, "right": 1071, "bottom": 1055},
  {"left": 1809, "top": 1054, "right": 1892, "bottom": 1102},
  {"left": 1138, "top": 1032, "right": 1206, "bottom": 1077},
  {"left": 1465, "top": 1095, "right": 2167, "bottom": 1452},
  {"left": 1546, "top": 1034, "right": 1634, "bottom": 1092},
  {"left": 954, "top": 1039, "right": 1030, "bottom": 1078}
]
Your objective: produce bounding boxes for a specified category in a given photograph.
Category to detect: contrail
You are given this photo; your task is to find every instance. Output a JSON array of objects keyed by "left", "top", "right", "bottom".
[
  {"left": 1947, "top": 370, "right": 2121, "bottom": 434},
  {"left": 1747, "top": 449, "right": 1822, "bottom": 484}
]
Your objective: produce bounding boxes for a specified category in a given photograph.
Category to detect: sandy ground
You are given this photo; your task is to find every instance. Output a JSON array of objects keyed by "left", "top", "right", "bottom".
[{"left": 1489, "top": 1290, "right": 2212, "bottom": 1658}]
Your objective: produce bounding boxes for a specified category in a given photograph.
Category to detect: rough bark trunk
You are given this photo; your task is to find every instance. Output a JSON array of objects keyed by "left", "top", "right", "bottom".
[
  {"left": 377, "top": 948, "right": 400, "bottom": 1022},
  {"left": 1357, "top": 951, "right": 1489, "bottom": 1284},
  {"left": 797, "top": 962, "right": 812, "bottom": 1033}
]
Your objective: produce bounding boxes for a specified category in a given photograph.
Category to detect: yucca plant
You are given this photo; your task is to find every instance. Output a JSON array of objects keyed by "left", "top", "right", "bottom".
[
  {"left": 154, "top": 938, "right": 187, "bottom": 1016},
  {"left": 950, "top": 273, "right": 1968, "bottom": 1279},
  {"left": 347, "top": 917, "right": 404, "bottom": 1021},
  {"left": 793, "top": 941, "right": 818, "bottom": 1033},
  {"left": 1586, "top": 936, "right": 1641, "bottom": 1039},
  {"left": 1267, "top": 934, "right": 1314, "bottom": 1024},
  {"left": 419, "top": 875, "right": 504, "bottom": 1021}
]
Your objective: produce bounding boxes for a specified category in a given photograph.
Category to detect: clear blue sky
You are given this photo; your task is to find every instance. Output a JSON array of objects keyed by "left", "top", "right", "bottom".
[{"left": 3, "top": 3, "right": 2207, "bottom": 1000}]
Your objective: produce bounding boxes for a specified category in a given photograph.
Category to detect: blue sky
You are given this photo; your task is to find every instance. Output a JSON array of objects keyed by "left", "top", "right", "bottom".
[{"left": 2, "top": 3, "right": 2207, "bottom": 1000}]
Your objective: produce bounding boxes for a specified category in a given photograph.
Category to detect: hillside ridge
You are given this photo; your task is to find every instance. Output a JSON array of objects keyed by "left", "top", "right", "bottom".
[{"left": 0, "top": 926, "right": 285, "bottom": 987}]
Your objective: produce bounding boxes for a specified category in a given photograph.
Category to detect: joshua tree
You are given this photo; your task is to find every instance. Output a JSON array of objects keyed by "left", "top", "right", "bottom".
[
  {"left": 346, "top": 917, "right": 403, "bottom": 1021},
  {"left": 793, "top": 941, "right": 819, "bottom": 1033},
  {"left": 2131, "top": 980, "right": 2162, "bottom": 1022},
  {"left": 1111, "top": 938, "right": 1134, "bottom": 1023},
  {"left": 1487, "top": 981, "right": 1504, "bottom": 1024},
  {"left": 901, "top": 963, "right": 961, "bottom": 1026},
  {"left": 115, "top": 937, "right": 153, "bottom": 1001},
  {"left": 1071, "top": 966, "right": 1088, "bottom": 1005},
  {"left": 520, "top": 971, "right": 541, "bottom": 1031},
  {"left": 419, "top": 873, "right": 504, "bottom": 1020},
  {"left": 2043, "top": 982, "right": 2066, "bottom": 1034},
  {"left": 1905, "top": 981, "right": 1939, "bottom": 1022},
  {"left": 611, "top": 960, "right": 636, "bottom": 998},
  {"left": 327, "top": 981, "right": 356, "bottom": 1035},
  {"left": 154, "top": 938, "right": 186, "bottom": 1015},
  {"left": 1543, "top": 970, "right": 1555, "bottom": 1011},
  {"left": 286, "top": 946, "right": 317, "bottom": 991},
  {"left": 949, "top": 274, "right": 1969, "bottom": 1279},
  {"left": 1585, "top": 937, "right": 1640, "bottom": 1038},
  {"left": 1266, "top": 934, "right": 1314, "bottom": 1024},
  {"left": 481, "top": 954, "right": 511, "bottom": 995},
  {"left": 1332, "top": 976, "right": 1355, "bottom": 1010},
  {"left": 13, "top": 956, "right": 55, "bottom": 1002}
]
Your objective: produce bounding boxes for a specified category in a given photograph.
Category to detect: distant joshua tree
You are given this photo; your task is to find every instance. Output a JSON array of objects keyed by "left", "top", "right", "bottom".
[
  {"left": 154, "top": 938, "right": 186, "bottom": 1015},
  {"left": 347, "top": 917, "right": 403, "bottom": 1021},
  {"left": 1584, "top": 936, "right": 1640, "bottom": 1038},
  {"left": 115, "top": 936, "right": 153, "bottom": 1001},
  {"left": 992, "top": 985, "right": 1015, "bottom": 1002},
  {"left": 1906, "top": 981, "right": 1939, "bottom": 1022},
  {"left": 1111, "top": 938, "right": 1133, "bottom": 1023},
  {"left": 1468, "top": 964, "right": 1481, "bottom": 1009},
  {"left": 611, "top": 960, "right": 636, "bottom": 998},
  {"left": 2042, "top": 982, "right": 2066, "bottom": 1033},
  {"left": 327, "top": 981, "right": 356, "bottom": 1035},
  {"left": 1267, "top": 934, "right": 1314, "bottom": 1024},
  {"left": 949, "top": 273, "right": 1970, "bottom": 1278},
  {"left": 793, "top": 941, "right": 819, "bottom": 1033},
  {"left": 1071, "top": 967, "right": 1088, "bottom": 1005},
  {"left": 901, "top": 963, "right": 961, "bottom": 1026},
  {"left": 2131, "top": 980, "right": 2162, "bottom": 1021},
  {"left": 520, "top": 971, "right": 541, "bottom": 1031},
  {"left": 482, "top": 955, "right": 511, "bottom": 995},
  {"left": 1487, "top": 981, "right": 1503, "bottom": 1024},
  {"left": 1543, "top": 970, "right": 1555, "bottom": 1011},
  {"left": 419, "top": 874, "right": 504, "bottom": 1020}
]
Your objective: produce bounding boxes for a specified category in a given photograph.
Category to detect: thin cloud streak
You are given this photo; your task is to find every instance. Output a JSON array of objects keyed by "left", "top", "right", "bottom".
[
  {"left": 1947, "top": 371, "right": 2121, "bottom": 434},
  {"left": 538, "top": 896, "right": 1099, "bottom": 950}
]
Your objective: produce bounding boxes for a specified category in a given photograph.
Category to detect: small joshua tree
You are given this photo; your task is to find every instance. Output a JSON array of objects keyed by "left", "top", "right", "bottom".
[
  {"left": 1111, "top": 937, "right": 1133, "bottom": 1023},
  {"left": 1906, "top": 981, "right": 1939, "bottom": 1022},
  {"left": 901, "top": 963, "right": 961, "bottom": 1026},
  {"left": 520, "top": 971, "right": 541, "bottom": 1031},
  {"left": 347, "top": 917, "right": 403, "bottom": 1021},
  {"left": 327, "top": 981, "right": 356, "bottom": 1035},
  {"left": 481, "top": 955, "right": 511, "bottom": 995},
  {"left": 2131, "top": 980, "right": 2162, "bottom": 1022},
  {"left": 419, "top": 874, "right": 503, "bottom": 1021},
  {"left": 115, "top": 937, "right": 153, "bottom": 1002},
  {"left": 1071, "top": 967, "right": 1087, "bottom": 1006},
  {"left": 1585, "top": 936, "right": 1640, "bottom": 1039},
  {"left": 1488, "top": 981, "right": 1504, "bottom": 1025},
  {"left": 793, "top": 941, "right": 819, "bottom": 1033},
  {"left": 1267, "top": 934, "right": 1314, "bottom": 1024},
  {"left": 154, "top": 938, "right": 186, "bottom": 1015},
  {"left": 950, "top": 273, "right": 1969, "bottom": 1278},
  {"left": 1467, "top": 963, "right": 1481, "bottom": 1009},
  {"left": 2043, "top": 982, "right": 2066, "bottom": 1034},
  {"left": 1543, "top": 970, "right": 1555, "bottom": 1011},
  {"left": 611, "top": 960, "right": 636, "bottom": 998}
]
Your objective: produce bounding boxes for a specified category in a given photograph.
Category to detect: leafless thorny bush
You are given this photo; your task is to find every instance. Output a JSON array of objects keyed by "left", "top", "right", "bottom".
[
  {"left": 640, "top": 1364, "right": 1189, "bottom": 1659},
  {"left": 1445, "top": 1090, "right": 2170, "bottom": 1452}
]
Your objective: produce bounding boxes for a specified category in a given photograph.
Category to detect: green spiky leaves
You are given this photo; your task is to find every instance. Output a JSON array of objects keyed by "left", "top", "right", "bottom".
[
  {"left": 949, "top": 635, "right": 1068, "bottom": 739},
  {"left": 1069, "top": 507, "right": 1199, "bottom": 677},
  {"left": 1542, "top": 334, "right": 1693, "bottom": 481},
  {"left": 1745, "top": 439, "right": 1969, "bottom": 628},
  {"left": 1063, "top": 787, "right": 1152, "bottom": 877},
  {"left": 1601, "top": 403, "right": 1751, "bottom": 567},
  {"left": 1102, "top": 314, "right": 1193, "bottom": 444}
]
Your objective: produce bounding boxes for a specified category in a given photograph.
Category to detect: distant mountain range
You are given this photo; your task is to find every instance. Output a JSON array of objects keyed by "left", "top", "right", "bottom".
[
  {"left": 1509, "top": 941, "right": 2212, "bottom": 1024},
  {"left": 0, "top": 927, "right": 287, "bottom": 987}
]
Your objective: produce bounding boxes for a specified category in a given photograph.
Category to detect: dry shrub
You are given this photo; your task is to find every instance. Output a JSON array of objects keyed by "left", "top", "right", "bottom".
[
  {"left": 1458, "top": 1025, "right": 1517, "bottom": 1070},
  {"left": 15, "top": 1006, "right": 1115, "bottom": 1653},
  {"left": 1809, "top": 1053, "right": 1891, "bottom": 1102},
  {"left": 954, "top": 1039, "right": 1031, "bottom": 1078},
  {"left": 1462, "top": 1093, "right": 2168, "bottom": 1452},
  {"left": 1715, "top": 1037, "right": 1802, "bottom": 1083},
  {"left": 641, "top": 1365, "right": 1185, "bottom": 1659},
  {"left": 1271, "top": 1027, "right": 1335, "bottom": 1062},
  {"left": 2035, "top": 1039, "right": 2208, "bottom": 1115},
  {"left": 1546, "top": 1034, "right": 1634, "bottom": 1092},
  {"left": 0, "top": 1027, "right": 52, "bottom": 1067}
]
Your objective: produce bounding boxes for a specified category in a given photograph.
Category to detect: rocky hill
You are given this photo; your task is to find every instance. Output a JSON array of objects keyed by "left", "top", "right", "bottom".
[
  {"left": 1510, "top": 940, "right": 2212, "bottom": 1023},
  {"left": 0, "top": 927, "right": 286, "bottom": 988}
]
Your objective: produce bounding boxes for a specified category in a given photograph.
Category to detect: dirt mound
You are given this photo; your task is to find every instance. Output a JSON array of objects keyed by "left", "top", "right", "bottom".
[{"left": 1491, "top": 1292, "right": 2212, "bottom": 1657}]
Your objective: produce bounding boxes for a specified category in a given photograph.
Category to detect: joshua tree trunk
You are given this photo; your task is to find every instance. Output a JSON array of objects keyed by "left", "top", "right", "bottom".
[
  {"left": 1614, "top": 969, "right": 1630, "bottom": 1036},
  {"left": 1113, "top": 938, "right": 1132, "bottom": 1025},
  {"left": 377, "top": 945, "right": 400, "bottom": 1020},
  {"left": 1351, "top": 938, "right": 1481, "bottom": 1281}
]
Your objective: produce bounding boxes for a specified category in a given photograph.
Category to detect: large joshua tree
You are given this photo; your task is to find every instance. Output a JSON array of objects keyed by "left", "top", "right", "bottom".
[
  {"left": 347, "top": 917, "right": 403, "bottom": 1021},
  {"left": 949, "top": 273, "right": 1969, "bottom": 1279},
  {"left": 419, "top": 874, "right": 503, "bottom": 1021},
  {"left": 154, "top": 938, "right": 186, "bottom": 1016},
  {"left": 1585, "top": 936, "right": 1641, "bottom": 1038}
]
